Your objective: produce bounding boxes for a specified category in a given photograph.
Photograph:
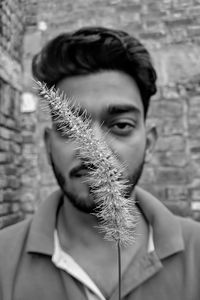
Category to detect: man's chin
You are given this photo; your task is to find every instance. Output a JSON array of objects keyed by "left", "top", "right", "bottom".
[{"left": 63, "top": 186, "right": 96, "bottom": 214}]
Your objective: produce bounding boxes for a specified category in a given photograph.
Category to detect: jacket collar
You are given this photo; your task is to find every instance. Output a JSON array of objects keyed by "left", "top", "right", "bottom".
[
  {"left": 26, "top": 187, "right": 184, "bottom": 259},
  {"left": 136, "top": 187, "right": 184, "bottom": 259},
  {"left": 26, "top": 190, "right": 62, "bottom": 255}
]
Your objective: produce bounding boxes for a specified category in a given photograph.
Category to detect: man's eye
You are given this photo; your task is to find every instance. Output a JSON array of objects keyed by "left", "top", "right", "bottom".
[{"left": 110, "top": 122, "right": 135, "bottom": 135}]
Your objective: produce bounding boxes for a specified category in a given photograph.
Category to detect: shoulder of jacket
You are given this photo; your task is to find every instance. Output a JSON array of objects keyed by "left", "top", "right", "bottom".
[
  {"left": 177, "top": 216, "right": 200, "bottom": 246},
  {"left": 0, "top": 218, "right": 32, "bottom": 253}
]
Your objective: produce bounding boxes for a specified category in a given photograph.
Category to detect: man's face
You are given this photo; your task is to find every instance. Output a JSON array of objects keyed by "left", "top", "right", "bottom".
[{"left": 45, "top": 71, "right": 153, "bottom": 213}]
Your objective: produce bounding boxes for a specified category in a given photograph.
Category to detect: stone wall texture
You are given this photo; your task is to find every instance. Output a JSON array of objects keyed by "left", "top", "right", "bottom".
[
  {"left": 1, "top": 0, "right": 200, "bottom": 228},
  {"left": 0, "top": 0, "right": 26, "bottom": 228}
]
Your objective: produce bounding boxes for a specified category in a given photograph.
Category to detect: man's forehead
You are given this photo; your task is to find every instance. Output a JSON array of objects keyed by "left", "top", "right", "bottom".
[
  {"left": 56, "top": 70, "right": 140, "bottom": 98},
  {"left": 56, "top": 71, "right": 144, "bottom": 116}
]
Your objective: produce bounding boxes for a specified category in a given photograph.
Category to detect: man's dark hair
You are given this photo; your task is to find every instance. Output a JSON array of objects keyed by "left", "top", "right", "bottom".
[{"left": 32, "top": 27, "right": 157, "bottom": 117}]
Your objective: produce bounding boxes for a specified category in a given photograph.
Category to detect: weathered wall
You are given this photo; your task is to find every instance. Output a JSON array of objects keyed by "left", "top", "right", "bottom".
[
  {"left": 20, "top": 0, "right": 40, "bottom": 215},
  {"left": 0, "top": 0, "right": 26, "bottom": 228},
  {"left": 1, "top": 0, "right": 200, "bottom": 228},
  {"left": 27, "top": 0, "right": 200, "bottom": 219}
]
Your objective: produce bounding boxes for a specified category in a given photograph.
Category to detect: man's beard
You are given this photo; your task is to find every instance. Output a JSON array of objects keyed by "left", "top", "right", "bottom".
[{"left": 49, "top": 154, "right": 145, "bottom": 214}]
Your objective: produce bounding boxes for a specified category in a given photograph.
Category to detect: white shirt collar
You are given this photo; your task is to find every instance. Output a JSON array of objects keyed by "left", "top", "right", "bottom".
[{"left": 52, "top": 227, "right": 154, "bottom": 300}]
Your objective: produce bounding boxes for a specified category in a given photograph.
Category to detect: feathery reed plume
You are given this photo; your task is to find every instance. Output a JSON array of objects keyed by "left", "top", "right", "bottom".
[{"left": 36, "top": 81, "right": 137, "bottom": 246}]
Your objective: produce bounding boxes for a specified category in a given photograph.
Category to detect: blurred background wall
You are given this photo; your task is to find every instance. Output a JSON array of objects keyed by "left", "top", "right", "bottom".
[
  {"left": 0, "top": 0, "right": 26, "bottom": 227},
  {"left": 1, "top": 0, "right": 200, "bottom": 228}
]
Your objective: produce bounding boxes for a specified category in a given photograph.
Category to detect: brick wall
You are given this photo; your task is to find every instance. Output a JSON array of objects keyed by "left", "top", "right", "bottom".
[
  {"left": 0, "top": 0, "right": 26, "bottom": 228},
  {"left": 19, "top": 0, "right": 40, "bottom": 216},
  {"left": 1, "top": 0, "right": 200, "bottom": 228}
]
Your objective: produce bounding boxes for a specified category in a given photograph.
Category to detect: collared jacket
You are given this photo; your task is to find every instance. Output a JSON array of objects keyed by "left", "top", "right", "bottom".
[{"left": 0, "top": 187, "right": 200, "bottom": 300}]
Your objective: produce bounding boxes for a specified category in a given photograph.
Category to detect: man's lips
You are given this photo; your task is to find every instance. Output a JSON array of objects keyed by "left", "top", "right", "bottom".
[
  {"left": 72, "top": 169, "right": 89, "bottom": 177},
  {"left": 70, "top": 164, "right": 95, "bottom": 178}
]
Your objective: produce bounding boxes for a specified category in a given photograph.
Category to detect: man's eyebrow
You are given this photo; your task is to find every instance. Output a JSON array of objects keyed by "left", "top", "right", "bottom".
[{"left": 106, "top": 104, "right": 141, "bottom": 115}]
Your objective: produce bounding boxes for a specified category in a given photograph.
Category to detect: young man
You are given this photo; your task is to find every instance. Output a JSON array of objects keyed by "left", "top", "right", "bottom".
[{"left": 0, "top": 27, "right": 200, "bottom": 300}]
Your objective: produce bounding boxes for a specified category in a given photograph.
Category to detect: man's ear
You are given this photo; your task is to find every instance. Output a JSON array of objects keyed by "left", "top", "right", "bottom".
[
  {"left": 145, "top": 125, "right": 158, "bottom": 163},
  {"left": 44, "top": 127, "right": 52, "bottom": 164}
]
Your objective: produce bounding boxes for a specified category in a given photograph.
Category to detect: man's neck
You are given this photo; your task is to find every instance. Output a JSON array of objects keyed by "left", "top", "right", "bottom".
[
  {"left": 57, "top": 193, "right": 149, "bottom": 252},
  {"left": 57, "top": 195, "right": 115, "bottom": 251}
]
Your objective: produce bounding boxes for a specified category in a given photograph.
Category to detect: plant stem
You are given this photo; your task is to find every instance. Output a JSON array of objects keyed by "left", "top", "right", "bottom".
[{"left": 117, "top": 241, "right": 122, "bottom": 300}]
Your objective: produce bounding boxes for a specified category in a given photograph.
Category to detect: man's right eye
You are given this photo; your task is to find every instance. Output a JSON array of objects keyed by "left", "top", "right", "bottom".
[{"left": 109, "top": 120, "right": 136, "bottom": 137}]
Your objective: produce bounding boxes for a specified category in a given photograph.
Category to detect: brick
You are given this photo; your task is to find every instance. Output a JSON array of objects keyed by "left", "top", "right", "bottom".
[
  {"left": 22, "top": 134, "right": 35, "bottom": 144},
  {"left": 153, "top": 151, "right": 187, "bottom": 167},
  {"left": 21, "top": 175, "right": 35, "bottom": 186},
  {"left": 0, "top": 126, "right": 11, "bottom": 140},
  {"left": 192, "top": 211, "right": 200, "bottom": 222},
  {"left": 20, "top": 192, "right": 36, "bottom": 203},
  {"left": 12, "top": 133, "right": 23, "bottom": 144},
  {"left": 149, "top": 100, "right": 183, "bottom": 117},
  {"left": 166, "top": 186, "right": 189, "bottom": 201},
  {"left": 188, "top": 120, "right": 200, "bottom": 137},
  {"left": 187, "top": 162, "right": 200, "bottom": 179},
  {"left": 21, "top": 115, "right": 37, "bottom": 131},
  {"left": 160, "top": 117, "right": 184, "bottom": 135},
  {"left": 10, "top": 142, "right": 21, "bottom": 154},
  {"left": 155, "top": 135, "right": 185, "bottom": 152},
  {"left": 0, "top": 152, "right": 9, "bottom": 163},
  {"left": 161, "top": 86, "right": 181, "bottom": 99},
  {"left": 185, "top": 80, "right": 200, "bottom": 94},
  {"left": 0, "top": 166, "right": 5, "bottom": 176},
  {"left": 7, "top": 176, "right": 20, "bottom": 189},
  {"left": 119, "top": 11, "right": 141, "bottom": 25},
  {"left": 155, "top": 167, "right": 187, "bottom": 184},
  {"left": 0, "top": 191, "right": 3, "bottom": 202},
  {"left": 0, "top": 48, "right": 22, "bottom": 89},
  {"left": 3, "top": 189, "right": 18, "bottom": 202},
  {"left": 188, "top": 102, "right": 200, "bottom": 118},
  {"left": 0, "top": 177, "right": 7, "bottom": 188},
  {"left": 4, "top": 117, "right": 17, "bottom": 130},
  {"left": 191, "top": 189, "right": 200, "bottom": 201},
  {"left": 23, "top": 31, "right": 42, "bottom": 55},
  {"left": 190, "top": 145, "right": 200, "bottom": 154},
  {"left": 5, "top": 166, "right": 18, "bottom": 176},
  {"left": 0, "top": 83, "right": 11, "bottom": 115},
  {"left": 0, "top": 138, "right": 10, "bottom": 151},
  {"left": 155, "top": 46, "right": 200, "bottom": 85},
  {"left": 140, "top": 30, "right": 166, "bottom": 40},
  {"left": 164, "top": 16, "right": 193, "bottom": 27},
  {"left": 0, "top": 113, "right": 5, "bottom": 126},
  {"left": 188, "top": 26, "right": 200, "bottom": 37},
  {"left": 11, "top": 202, "right": 21, "bottom": 213},
  {"left": 22, "top": 144, "right": 37, "bottom": 155},
  {"left": 178, "top": 0, "right": 194, "bottom": 6},
  {"left": 0, "top": 203, "right": 12, "bottom": 216},
  {"left": 188, "top": 5, "right": 200, "bottom": 16}
]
